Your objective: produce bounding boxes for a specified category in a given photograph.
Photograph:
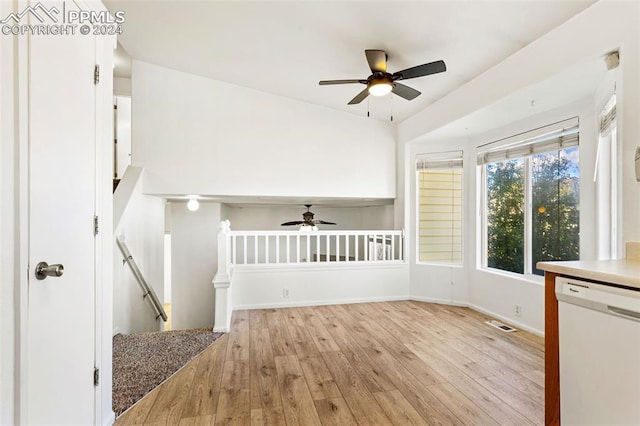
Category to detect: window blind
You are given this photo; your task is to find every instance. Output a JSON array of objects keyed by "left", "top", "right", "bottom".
[
  {"left": 600, "top": 95, "right": 616, "bottom": 136},
  {"left": 417, "top": 151, "right": 463, "bottom": 265},
  {"left": 477, "top": 117, "right": 579, "bottom": 165}
]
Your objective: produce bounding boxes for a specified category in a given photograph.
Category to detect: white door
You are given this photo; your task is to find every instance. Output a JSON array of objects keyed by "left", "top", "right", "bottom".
[{"left": 27, "top": 3, "right": 98, "bottom": 424}]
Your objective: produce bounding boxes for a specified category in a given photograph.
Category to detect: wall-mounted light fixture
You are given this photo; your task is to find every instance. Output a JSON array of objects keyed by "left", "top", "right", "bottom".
[{"left": 187, "top": 197, "right": 199, "bottom": 211}]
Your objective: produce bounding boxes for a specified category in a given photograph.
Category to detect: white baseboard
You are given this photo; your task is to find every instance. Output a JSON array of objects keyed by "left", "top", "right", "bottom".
[
  {"left": 409, "top": 297, "right": 544, "bottom": 337},
  {"left": 410, "top": 296, "right": 468, "bottom": 307},
  {"left": 213, "top": 326, "right": 229, "bottom": 333},
  {"left": 233, "top": 294, "right": 409, "bottom": 310},
  {"left": 103, "top": 410, "right": 116, "bottom": 425},
  {"left": 468, "top": 303, "right": 544, "bottom": 337},
  {"left": 227, "top": 295, "right": 544, "bottom": 336}
]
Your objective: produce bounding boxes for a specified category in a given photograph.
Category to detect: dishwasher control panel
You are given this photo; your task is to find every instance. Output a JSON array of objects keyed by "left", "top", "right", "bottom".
[{"left": 555, "top": 276, "right": 640, "bottom": 321}]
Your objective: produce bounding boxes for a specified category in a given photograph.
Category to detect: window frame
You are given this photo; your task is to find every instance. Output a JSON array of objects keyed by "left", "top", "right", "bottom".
[
  {"left": 415, "top": 150, "right": 464, "bottom": 267},
  {"left": 478, "top": 118, "right": 580, "bottom": 279}
]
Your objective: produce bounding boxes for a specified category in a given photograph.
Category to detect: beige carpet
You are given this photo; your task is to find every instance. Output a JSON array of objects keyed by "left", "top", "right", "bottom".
[{"left": 112, "top": 328, "right": 223, "bottom": 417}]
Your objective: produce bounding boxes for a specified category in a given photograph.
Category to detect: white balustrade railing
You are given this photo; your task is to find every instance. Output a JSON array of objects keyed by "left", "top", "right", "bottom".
[
  {"left": 212, "top": 222, "right": 404, "bottom": 331},
  {"left": 227, "top": 229, "right": 404, "bottom": 266}
]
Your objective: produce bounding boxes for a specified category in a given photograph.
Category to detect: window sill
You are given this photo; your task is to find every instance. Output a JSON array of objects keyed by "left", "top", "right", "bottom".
[
  {"left": 476, "top": 267, "right": 544, "bottom": 285},
  {"left": 416, "top": 261, "right": 465, "bottom": 269}
]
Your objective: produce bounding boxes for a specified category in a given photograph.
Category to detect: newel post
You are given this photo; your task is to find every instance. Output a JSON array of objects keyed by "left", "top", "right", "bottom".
[{"left": 212, "top": 220, "right": 232, "bottom": 332}]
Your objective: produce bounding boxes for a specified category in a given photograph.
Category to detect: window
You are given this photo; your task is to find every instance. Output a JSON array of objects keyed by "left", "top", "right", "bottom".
[
  {"left": 417, "top": 151, "right": 463, "bottom": 265},
  {"left": 595, "top": 94, "right": 618, "bottom": 259},
  {"left": 478, "top": 118, "right": 580, "bottom": 276}
]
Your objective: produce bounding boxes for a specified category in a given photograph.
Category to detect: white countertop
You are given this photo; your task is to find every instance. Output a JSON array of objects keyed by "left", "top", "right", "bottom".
[{"left": 537, "top": 259, "right": 640, "bottom": 290}]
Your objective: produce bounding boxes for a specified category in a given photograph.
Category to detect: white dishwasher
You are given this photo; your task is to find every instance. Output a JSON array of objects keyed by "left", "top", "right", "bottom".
[{"left": 556, "top": 277, "right": 640, "bottom": 426}]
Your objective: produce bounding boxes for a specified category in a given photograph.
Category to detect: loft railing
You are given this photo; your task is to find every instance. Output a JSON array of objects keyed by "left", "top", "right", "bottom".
[
  {"left": 116, "top": 237, "right": 168, "bottom": 322},
  {"left": 228, "top": 229, "right": 404, "bottom": 266},
  {"left": 211, "top": 221, "right": 404, "bottom": 332}
]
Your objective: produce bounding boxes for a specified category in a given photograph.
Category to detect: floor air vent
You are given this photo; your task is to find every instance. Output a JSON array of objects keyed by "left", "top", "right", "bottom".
[{"left": 485, "top": 320, "right": 517, "bottom": 332}]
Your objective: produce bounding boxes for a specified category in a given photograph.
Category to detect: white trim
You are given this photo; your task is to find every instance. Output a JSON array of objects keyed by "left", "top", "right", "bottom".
[
  {"left": 476, "top": 266, "right": 544, "bottom": 286},
  {"left": 468, "top": 303, "right": 543, "bottom": 337},
  {"left": 232, "top": 262, "right": 406, "bottom": 274},
  {"left": 102, "top": 410, "right": 116, "bottom": 426},
  {"left": 408, "top": 296, "right": 544, "bottom": 336},
  {"left": 409, "top": 296, "right": 468, "bottom": 307},
  {"left": 233, "top": 295, "right": 410, "bottom": 310},
  {"left": 17, "top": 4, "right": 30, "bottom": 421}
]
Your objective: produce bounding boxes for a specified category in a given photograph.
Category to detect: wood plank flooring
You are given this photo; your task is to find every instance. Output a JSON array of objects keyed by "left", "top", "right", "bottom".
[{"left": 115, "top": 301, "right": 544, "bottom": 425}]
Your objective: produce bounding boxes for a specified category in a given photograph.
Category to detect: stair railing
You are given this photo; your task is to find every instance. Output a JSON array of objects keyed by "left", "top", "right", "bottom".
[{"left": 116, "top": 236, "right": 168, "bottom": 322}]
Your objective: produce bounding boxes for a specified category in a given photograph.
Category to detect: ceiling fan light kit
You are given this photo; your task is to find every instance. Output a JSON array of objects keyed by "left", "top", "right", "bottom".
[
  {"left": 368, "top": 79, "right": 393, "bottom": 96},
  {"left": 319, "top": 49, "right": 446, "bottom": 105}
]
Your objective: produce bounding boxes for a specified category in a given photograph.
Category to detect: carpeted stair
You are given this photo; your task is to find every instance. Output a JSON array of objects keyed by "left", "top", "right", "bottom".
[{"left": 112, "top": 328, "right": 223, "bottom": 417}]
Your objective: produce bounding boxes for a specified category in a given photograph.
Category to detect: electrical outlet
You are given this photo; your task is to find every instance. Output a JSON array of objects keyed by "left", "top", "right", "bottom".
[
  {"left": 283, "top": 288, "right": 289, "bottom": 298},
  {"left": 514, "top": 305, "right": 522, "bottom": 317}
]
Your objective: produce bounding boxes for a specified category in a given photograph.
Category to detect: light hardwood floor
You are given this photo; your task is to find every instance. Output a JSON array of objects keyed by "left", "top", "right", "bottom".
[{"left": 115, "top": 301, "right": 544, "bottom": 425}]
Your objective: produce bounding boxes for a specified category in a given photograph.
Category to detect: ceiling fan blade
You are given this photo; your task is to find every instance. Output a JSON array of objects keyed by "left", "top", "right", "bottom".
[
  {"left": 314, "top": 220, "right": 337, "bottom": 225},
  {"left": 392, "top": 60, "right": 446, "bottom": 80},
  {"left": 281, "top": 221, "right": 304, "bottom": 226},
  {"left": 392, "top": 83, "right": 421, "bottom": 101},
  {"left": 365, "top": 49, "right": 387, "bottom": 73},
  {"left": 348, "top": 88, "right": 369, "bottom": 105},
  {"left": 319, "top": 79, "right": 365, "bottom": 85}
]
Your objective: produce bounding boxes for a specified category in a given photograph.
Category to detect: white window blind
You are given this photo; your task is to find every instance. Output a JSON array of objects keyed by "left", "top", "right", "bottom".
[
  {"left": 600, "top": 95, "right": 617, "bottom": 136},
  {"left": 477, "top": 117, "right": 579, "bottom": 165},
  {"left": 417, "top": 150, "right": 463, "bottom": 265}
]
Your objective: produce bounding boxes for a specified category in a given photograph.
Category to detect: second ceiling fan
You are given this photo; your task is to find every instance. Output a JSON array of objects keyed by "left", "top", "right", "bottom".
[{"left": 319, "top": 49, "right": 446, "bottom": 105}]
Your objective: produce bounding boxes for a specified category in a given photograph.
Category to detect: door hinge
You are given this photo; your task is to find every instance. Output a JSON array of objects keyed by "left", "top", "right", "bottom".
[
  {"left": 93, "top": 367, "right": 99, "bottom": 386},
  {"left": 94, "top": 215, "right": 99, "bottom": 236},
  {"left": 94, "top": 64, "right": 100, "bottom": 84}
]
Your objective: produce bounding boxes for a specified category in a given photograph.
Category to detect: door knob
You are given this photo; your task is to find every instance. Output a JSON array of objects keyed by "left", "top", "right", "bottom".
[{"left": 35, "top": 262, "right": 64, "bottom": 280}]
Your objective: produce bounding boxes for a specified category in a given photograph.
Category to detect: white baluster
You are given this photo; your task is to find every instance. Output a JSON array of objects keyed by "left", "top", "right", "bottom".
[
  {"left": 243, "top": 235, "right": 247, "bottom": 265},
  {"left": 326, "top": 234, "right": 330, "bottom": 262},
  {"left": 373, "top": 235, "right": 377, "bottom": 261},
  {"left": 265, "top": 235, "right": 269, "bottom": 264},
  {"left": 232, "top": 235, "right": 237, "bottom": 265},
  {"left": 355, "top": 235, "right": 359, "bottom": 262},
  {"left": 276, "top": 235, "right": 280, "bottom": 264},
  {"left": 336, "top": 234, "right": 340, "bottom": 262},
  {"left": 391, "top": 234, "right": 395, "bottom": 261},
  {"left": 286, "top": 236, "right": 291, "bottom": 263},
  {"left": 382, "top": 234, "right": 386, "bottom": 261},
  {"left": 306, "top": 234, "right": 310, "bottom": 262},
  {"left": 296, "top": 234, "right": 300, "bottom": 263},
  {"left": 346, "top": 235, "right": 350, "bottom": 262}
]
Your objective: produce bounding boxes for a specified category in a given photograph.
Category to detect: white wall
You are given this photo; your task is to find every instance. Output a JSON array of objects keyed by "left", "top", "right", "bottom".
[
  {"left": 113, "top": 168, "right": 165, "bottom": 334},
  {"left": 131, "top": 60, "right": 396, "bottom": 199},
  {"left": 408, "top": 98, "right": 596, "bottom": 336},
  {"left": 407, "top": 137, "right": 471, "bottom": 307},
  {"left": 398, "top": 0, "right": 640, "bottom": 335},
  {"left": 232, "top": 264, "right": 409, "bottom": 309},
  {"left": 467, "top": 100, "right": 595, "bottom": 335},
  {"left": 223, "top": 204, "right": 394, "bottom": 231},
  {"left": 114, "top": 76, "right": 131, "bottom": 96},
  {"left": 170, "top": 202, "right": 221, "bottom": 330},
  {"left": 115, "top": 96, "right": 131, "bottom": 179}
]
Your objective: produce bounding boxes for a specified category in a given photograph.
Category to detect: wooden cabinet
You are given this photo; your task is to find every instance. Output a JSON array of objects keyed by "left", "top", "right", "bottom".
[{"left": 544, "top": 271, "right": 560, "bottom": 426}]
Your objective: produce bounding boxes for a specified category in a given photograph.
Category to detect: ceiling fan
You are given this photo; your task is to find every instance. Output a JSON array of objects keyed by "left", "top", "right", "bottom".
[
  {"left": 319, "top": 49, "right": 446, "bottom": 105},
  {"left": 281, "top": 205, "right": 336, "bottom": 228}
]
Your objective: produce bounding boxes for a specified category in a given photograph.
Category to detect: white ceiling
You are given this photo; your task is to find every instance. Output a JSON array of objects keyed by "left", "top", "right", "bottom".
[{"left": 105, "top": 0, "right": 596, "bottom": 123}]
